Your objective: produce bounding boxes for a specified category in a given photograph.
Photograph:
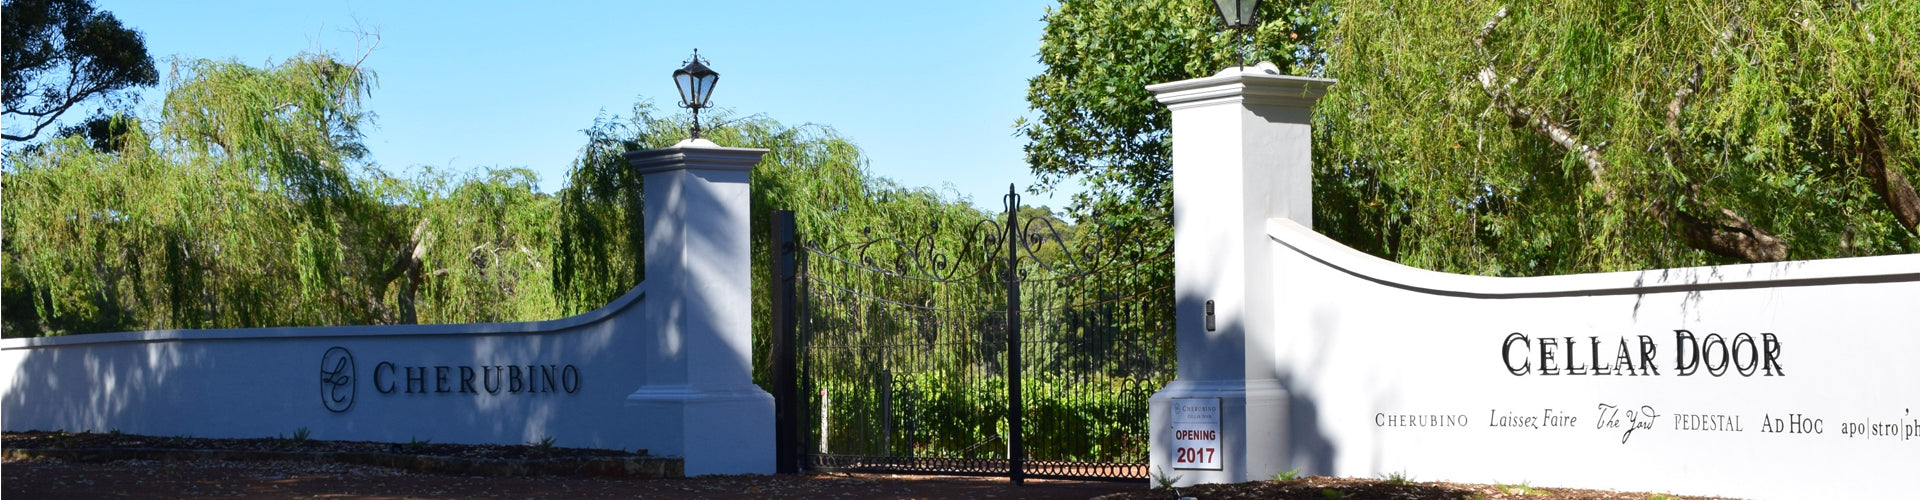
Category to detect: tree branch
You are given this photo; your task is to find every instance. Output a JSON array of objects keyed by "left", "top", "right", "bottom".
[
  {"left": 1667, "top": 64, "right": 1701, "bottom": 136},
  {"left": 400, "top": 219, "right": 430, "bottom": 325},
  {"left": 2, "top": 88, "right": 91, "bottom": 142},
  {"left": 1473, "top": 7, "right": 1507, "bottom": 49},
  {"left": 1474, "top": 7, "right": 1787, "bottom": 262},
  {"left": 1647, "top": 62, "right": 1785, "bottom": 262},
  {"left": 1474, "top": 8, "right": 1613, "bottom": 203},
  {"left": 1661, "top": 63, "right": 1704, "bottom": 204},
  {"left": 368, "top": 218, "right": 430, "bottom": 324},
  {"left": 1856, "top": 95, "right": 1920, "bottom": 235},
  {"left": 1478, "top": 66, "right": 1616, "bottom": 203},
  {"left": 1650, "top": 62, "right": 1786, "bottom": 262},
  {"left": 3, "top": 73, "right": 117, "bottom": 142},
  {"left": 1670, "top": 208, "right": 1788, "bottom": 262}
]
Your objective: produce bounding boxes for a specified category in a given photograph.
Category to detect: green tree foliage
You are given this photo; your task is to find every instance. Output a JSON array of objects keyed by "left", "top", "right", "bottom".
[
  {"left": 1014, "top": 3, "right": 1326, "bottom": 393},
  {"left": 2, "top": 54, "right": 417, "bottom": 335},
  {"left": 2, "top": 0, "right": 157, "bottom": 142},
  {"left": 1322, "top": 0, "right": 1919, "bottom": 274},
  {"left": 408, "top": 168, "right": 559, "bottom": 324},
  {"left": 3, "top": 58, "right": 988, "bottom": 339},
  {"left": 1018, "top": 1, "right": 1324, "bottom": 350},
  {"left": 1022, "top": 0, "right": 1325, "bottom": 227},
  {"left": 2, "top": 53, "right": 570, "bottom": 336},
  {"left": 549, "top": 113, "right": 648, "bottom": 316},
  {"left": 1026, "top": 0, "right": 1919, "bottom": 276},
  {"left": 546, "top": 103, "right": 963, "bottom": 317},
  {"left": 547, "top": 103, "right": 1010, "bottom": 389}
]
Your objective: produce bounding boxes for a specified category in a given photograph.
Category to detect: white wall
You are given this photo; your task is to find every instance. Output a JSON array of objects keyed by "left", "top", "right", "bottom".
[
  {"left": 1, "top": 287, "right": 652, "bottom": 450},
  {"left": 1263, "top": 218, "right": 1920, "bottom": 499}
]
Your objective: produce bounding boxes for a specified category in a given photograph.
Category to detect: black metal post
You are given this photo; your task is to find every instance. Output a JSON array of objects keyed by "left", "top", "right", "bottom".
[
  {"left": 690, "top": 107, "right": 703, "bottom": 139},
  {"left": 1237, "top": 26, "right": 1250, "bottom": 68},
  {"left": 798, "top": 244, "right": 814, "bottom": 461},
  {"left": 1005, "top": 184, "right": 1025, "bottom": 485},
  {"left": 770, "top": 210, "right": 799, "bottom": 474},
  {"left": 880, "top": 369, "right": 894, "bottom": 457}
]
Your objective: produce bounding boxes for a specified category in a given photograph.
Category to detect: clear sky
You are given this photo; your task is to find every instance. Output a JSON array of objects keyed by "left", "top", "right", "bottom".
[{"left": 92, "top": 0, "right": 1077, "bottom": 211}]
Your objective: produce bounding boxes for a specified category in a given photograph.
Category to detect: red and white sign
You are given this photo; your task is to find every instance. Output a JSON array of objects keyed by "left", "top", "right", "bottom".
[{"left": 1170, "top": 397, "right": 1222, "bottom": 470}]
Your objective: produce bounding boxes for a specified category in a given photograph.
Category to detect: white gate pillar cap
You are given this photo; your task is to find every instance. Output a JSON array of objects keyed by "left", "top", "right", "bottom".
[
  {"left": 627, "top": 138, "right": 768, "bottom": 174},
  {"left": 1148, "top": 63, "right": 1334, "bottom": 112}
]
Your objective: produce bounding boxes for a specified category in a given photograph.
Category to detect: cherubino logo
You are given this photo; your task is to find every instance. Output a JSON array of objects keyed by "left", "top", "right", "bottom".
[
  {"left": 320, "top": 347, "right": 356, "bottom": 413},
  {"left": 314, "top": 348, "right": 584, "bottom": 407}
]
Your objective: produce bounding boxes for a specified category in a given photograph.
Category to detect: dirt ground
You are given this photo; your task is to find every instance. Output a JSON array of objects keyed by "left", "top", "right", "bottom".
[
  {"left": 2, "top": 456, "right": 1136, "bottom": 499},
  {"left": 1094, "top": 475, "right": 1737, "bottom": 500},
  {"left": 2, "top": 456, "right": 1744, "bottom": 500},
  {"left": 2, "top": 432, "right": 1738, "bottom": 500}
]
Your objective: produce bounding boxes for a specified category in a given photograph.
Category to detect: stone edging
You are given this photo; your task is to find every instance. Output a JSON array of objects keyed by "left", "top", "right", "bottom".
[{"left": 2, "top": 447, "right": 683, "bottom": 478}]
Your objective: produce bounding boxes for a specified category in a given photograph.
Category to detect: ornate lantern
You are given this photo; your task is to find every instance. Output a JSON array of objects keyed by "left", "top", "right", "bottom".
[{"left": 672, "top": 49, "right": 720, "bottom": 139}]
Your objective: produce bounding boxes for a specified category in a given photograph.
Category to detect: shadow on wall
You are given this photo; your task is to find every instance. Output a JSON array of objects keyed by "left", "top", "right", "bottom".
[
  {"left": 1171, "top": 292, "right": 1337, "bottom": 476},
  {"left": 2, "top": 340, "right": 201, "bottom": 434},
  {"left": 1283, "top": 375, "right": 1334, "bottom": 476}
]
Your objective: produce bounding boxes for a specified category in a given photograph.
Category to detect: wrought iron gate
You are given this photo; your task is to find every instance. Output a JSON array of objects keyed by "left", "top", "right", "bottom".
[{"left": 769, "top": 187, "right": 1173, "bottom": 482}]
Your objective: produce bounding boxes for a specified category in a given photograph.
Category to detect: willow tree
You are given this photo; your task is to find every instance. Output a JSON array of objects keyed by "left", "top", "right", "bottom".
[
  {"left": 548, "top": 102, "right": 998, "bottom": 360},
  {"left": 2, "top": 54, "right": 412, "bottom": 335},
  {"left": 404, "top": 167, "right": 558, "bottom": 324},
  {"left": 1320, "top": 0, "right": 1919, "bottom": 274},
  {"left": 1024, "top": 0, "right": 1917, "bottom": 276}
]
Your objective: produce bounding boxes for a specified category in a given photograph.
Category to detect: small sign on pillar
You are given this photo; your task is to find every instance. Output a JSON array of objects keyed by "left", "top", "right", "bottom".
[{"left": 1170, "top": 397, "right": 1223, "bottom": 470}]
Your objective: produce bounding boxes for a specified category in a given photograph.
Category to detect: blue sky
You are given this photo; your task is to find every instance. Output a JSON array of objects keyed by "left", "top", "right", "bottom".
[{"left": 92, "top": 0, "right": 1077, "bottom": 211}]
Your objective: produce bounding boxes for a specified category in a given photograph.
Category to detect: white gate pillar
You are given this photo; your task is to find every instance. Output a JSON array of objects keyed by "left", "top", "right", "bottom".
[
  {"left": 1146, "top": 65, "right": 1333, "bottom": 485},
  {"left": 624, "top": 138, "right": 775, "bottom": 475}
]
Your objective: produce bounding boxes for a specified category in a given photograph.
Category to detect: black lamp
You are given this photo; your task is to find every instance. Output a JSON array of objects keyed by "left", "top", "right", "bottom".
[
  {"left": 1211, "top": 0, "right": 1262, "bottom": 67},
  {"left": 673, "top": 49, "right": 720, "bottom": 139}
]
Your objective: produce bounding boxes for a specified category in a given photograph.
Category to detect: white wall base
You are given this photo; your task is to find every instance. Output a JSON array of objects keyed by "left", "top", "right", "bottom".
[
  {"left": 1148, "top": 378, "right": 1289, "bottom": 486},
  {"left": 628, "top": 384, "right": 775, "bottom": 475}
]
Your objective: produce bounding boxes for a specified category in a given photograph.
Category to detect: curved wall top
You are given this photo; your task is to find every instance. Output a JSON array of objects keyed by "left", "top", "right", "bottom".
[
  {"left": 1265, "top": 217, "right": 1920, "bottom": 299},
  {"left": 0, "top": 285, "right": 648, "bottom": 349}
]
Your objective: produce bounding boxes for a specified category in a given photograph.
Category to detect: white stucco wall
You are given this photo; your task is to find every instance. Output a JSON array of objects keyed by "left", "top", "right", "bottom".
[
  {"left": 1263, "top": 218, "right": 1919, "bottom": 499},
  {"left": 1, "top": 286, "right": 653, "bottom": 451}
]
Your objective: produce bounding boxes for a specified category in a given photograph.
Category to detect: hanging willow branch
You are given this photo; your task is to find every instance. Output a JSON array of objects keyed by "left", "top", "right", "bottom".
[
  {"left": 1855, "top": 95, "right": 1920, "bottom": 235},
  {"left": 1473, "top": 6, "right": 1787, "bottom": 263}
]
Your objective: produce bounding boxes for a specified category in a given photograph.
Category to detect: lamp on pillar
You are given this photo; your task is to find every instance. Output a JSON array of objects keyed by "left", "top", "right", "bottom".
[
  {"left": 672, "top": 49, "right": 720, "bottom": 139},
  {"left": 1211, "top": 0, "right": 1262, "bottom": 68},
  {"left": 625, "top": 50, "right": 773, "bottom": 474},
  {"left": 668, "top": 50, "right": 798, "bottom": 473}
]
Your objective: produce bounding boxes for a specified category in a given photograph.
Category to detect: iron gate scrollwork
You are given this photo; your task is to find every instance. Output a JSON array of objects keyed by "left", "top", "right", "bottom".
[{"left": 770, "top": 185, "right": 1173, "bottom": 482}]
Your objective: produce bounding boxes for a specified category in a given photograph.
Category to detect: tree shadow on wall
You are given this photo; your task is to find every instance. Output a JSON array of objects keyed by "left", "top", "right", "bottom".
[{"left": 1173, "top": 292, "right": 1337, "bottom": 477}]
